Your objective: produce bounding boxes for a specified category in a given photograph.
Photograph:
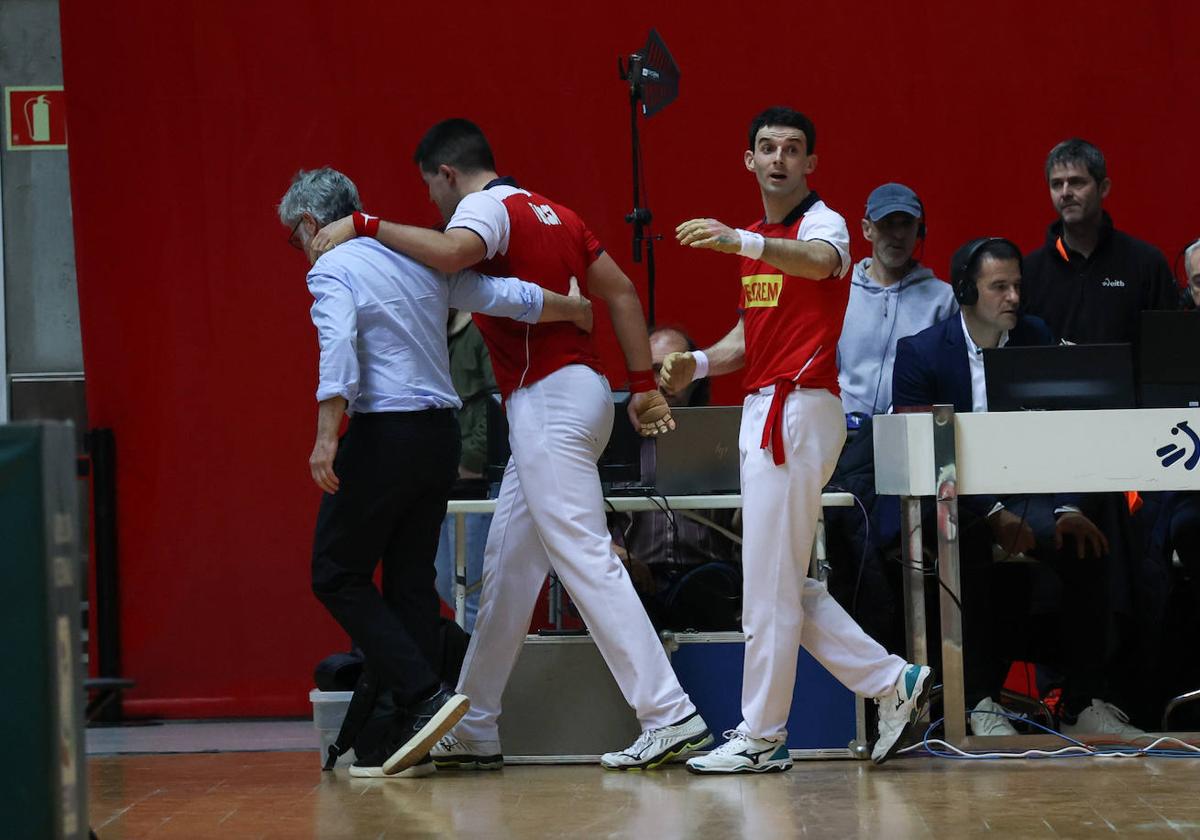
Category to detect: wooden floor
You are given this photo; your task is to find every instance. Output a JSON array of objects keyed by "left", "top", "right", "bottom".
[{"left": 87, "top": 751, "right": 1200, "bottom": 839}]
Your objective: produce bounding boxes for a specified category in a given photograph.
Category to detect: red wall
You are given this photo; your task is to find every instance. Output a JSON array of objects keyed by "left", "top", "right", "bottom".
[{"left": 60, "top": 1, "right": 1200, "bottom": 717}]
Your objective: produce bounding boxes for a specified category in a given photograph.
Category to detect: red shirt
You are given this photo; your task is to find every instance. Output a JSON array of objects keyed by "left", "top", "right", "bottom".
[
  {"left": 448, "top": 178, "right": 604, "bottom": 397},
  {"left": 739, "top": 192, "right": 852, "bottom": 396}
]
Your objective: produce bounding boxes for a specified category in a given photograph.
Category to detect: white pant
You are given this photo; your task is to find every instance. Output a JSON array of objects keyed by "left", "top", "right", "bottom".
[
  {"left": 454, "top": 365, "right": 695, "bottom": 741},
  {"left": 739, "top": 386, "right": 906, "bottom": 739}
]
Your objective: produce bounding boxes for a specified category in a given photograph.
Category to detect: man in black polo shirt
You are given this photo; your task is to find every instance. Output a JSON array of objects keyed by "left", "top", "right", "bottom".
[
  {"left": 1024, "top": 140, "right": 1184, "bottom": 729},
  {"left": 1023, "top": 138, "right": 1177, "bottom": 345}
]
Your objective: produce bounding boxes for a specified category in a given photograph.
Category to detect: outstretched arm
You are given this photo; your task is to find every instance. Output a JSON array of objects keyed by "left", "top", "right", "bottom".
[
  {"left": 311, "top": 216, "right": 486, "bottom": 274},
  {"left": 676, "top": 217, "right": 841, "bottom": 279}
]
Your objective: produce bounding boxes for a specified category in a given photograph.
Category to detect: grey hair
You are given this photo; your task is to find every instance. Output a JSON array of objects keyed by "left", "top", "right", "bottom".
[
  {"left": 277, "top": 167, "right": 362, "bottom": 227},
  {"left": 1185, "top": 239, "right": 1200, "bottom": 277},
  {"left": 1044, "top": 138, "right": 1107, "bottom": 185}
]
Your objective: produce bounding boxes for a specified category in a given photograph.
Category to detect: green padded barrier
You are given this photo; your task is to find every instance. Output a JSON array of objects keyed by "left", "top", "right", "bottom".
[{"left": 0, "top": 423, "right": 86, "bottom": 840}]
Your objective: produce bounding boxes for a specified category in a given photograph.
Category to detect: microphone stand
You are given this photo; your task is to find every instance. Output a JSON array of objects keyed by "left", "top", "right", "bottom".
[{"left": 620, "top": 52, "right": 658, "bottom": 325}]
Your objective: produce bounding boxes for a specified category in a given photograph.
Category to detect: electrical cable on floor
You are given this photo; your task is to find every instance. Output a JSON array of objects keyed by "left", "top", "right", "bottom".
[{"left": 895, "top": 708, "right": 1200, "bottom": 760}]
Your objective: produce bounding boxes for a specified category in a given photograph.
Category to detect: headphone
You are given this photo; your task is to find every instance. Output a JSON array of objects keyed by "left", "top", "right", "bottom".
[{"left": 950, "top": 237, "right": 1022, "bottom": 306}]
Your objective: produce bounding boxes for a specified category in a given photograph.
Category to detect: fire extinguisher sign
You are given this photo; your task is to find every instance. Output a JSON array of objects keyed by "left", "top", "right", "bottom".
[{"left": 5, "top": 86, "right": 67, "bottom": 150}]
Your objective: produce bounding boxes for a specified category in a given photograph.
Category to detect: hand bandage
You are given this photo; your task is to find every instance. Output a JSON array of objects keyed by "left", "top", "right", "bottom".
[
  {"left": 628, "top": 388, "right": 675, "bottom": 437},
  {"left": 635, "top": 390, "right": 672, "bottom": 428}
]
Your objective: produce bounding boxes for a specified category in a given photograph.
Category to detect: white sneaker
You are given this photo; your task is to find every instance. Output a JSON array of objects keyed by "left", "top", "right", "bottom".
[
  {"left": 349, "top": 753, "right": 436, "bottom": 779},
  {"left": 601, "top": 712, "right": 713, "bottom": 770},
  {"left": 1060, "top": 699, "right": 1147, "bottom": 741},
  {"left": 685, "top": 730, "right": 791, "bottom": 775},
  {"left": 430, "top": 732, "right": 504, "bottom": 770},
  {"left": 969, "top": 696, "right": 1019, "bottom": 736},
  {"left": 872, "top": 663, "right": 933, "bottom": 764}
]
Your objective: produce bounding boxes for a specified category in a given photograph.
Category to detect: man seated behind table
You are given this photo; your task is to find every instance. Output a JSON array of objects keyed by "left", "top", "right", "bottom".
[
  {"left": 1140, "top": 238, "right": 1199, "bottom": 667},
  {"left": 609, "top": 326, "right": 741, "bottom": 632},
  {"left": 892, "top": 236, "right": 1144, "bottom": 739}
]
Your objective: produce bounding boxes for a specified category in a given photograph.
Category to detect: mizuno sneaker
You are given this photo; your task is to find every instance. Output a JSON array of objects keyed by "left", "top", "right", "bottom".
[
  {"left": 431, "top": 732, "right": 504, "bottom": 770},
  {"left": 872, "top": 663, "right": 933, "bottom": 764},
  {"left": 600, "top": 712, "right": 714, "bottom": 770},
  {"left": 684, "top": 730, "right": 791, "bottom": 775}
]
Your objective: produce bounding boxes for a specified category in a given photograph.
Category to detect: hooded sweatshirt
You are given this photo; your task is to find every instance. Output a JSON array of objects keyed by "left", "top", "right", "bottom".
[{"left": 837, "top": 258, "right": 958, "bottom": 415}]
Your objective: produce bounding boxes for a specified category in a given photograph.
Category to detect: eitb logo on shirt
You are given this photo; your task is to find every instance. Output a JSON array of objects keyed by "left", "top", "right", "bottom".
[{"left": 742, "top": 274, "right": 783, "bottom": 307}]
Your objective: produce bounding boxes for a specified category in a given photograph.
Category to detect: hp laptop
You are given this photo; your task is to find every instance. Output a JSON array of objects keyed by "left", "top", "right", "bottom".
[{"left": 651, "top": 406, "right": 742, "bottom": 495}]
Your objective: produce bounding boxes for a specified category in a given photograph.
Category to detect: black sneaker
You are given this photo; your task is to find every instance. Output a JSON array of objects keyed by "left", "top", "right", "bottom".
[
  {"left": 348, "top": 717, "right": 437, "bottom": 778},
  {"left": 381, "top": 686, "right": 470, "bottom": 776},
  {"left": 350, "top": 752, "right": 435, "bottom": 779}
]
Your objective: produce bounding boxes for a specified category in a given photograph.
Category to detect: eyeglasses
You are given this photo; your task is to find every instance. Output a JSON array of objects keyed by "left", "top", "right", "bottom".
[{"left": 287, "top": 218, "right": 305, "bottom": 250}]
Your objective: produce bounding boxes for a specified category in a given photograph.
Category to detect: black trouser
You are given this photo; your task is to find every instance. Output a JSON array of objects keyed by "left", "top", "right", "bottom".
[
  {"left": 311, "top": 409, "right": 459, "bottom": 707},
  {"left": 926, "top": 495, "right": 1112, "bottom": 711},
  {"left": 1168, "top": 493, "right": 1200, "bottom": 604}
]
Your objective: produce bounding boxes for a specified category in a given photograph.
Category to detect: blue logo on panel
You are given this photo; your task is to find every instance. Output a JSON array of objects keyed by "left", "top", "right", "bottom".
[{"left": 1157, "top": 420, "right": 1199, "bottom": 471}]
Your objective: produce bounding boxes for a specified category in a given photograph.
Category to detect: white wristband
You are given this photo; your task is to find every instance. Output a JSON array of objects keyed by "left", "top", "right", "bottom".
[
  {"left": 691, "top": 350, "right": 710, "bottom": 382},
  {"left": 737, "top": 229, "right": 765, "bottom": 259}
]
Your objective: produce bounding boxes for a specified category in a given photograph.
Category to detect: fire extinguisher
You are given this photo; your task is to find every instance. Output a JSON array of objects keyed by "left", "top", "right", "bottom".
[{"left": 24, "top": 94, "right": 50, "bottom": 143}]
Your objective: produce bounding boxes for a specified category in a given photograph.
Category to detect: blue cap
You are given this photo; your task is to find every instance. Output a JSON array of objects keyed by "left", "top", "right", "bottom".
[{"left": 865, "top": 183, "right": 922, "bottom": 221}]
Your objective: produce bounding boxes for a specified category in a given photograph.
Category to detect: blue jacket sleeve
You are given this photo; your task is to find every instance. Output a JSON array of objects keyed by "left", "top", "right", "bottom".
[{"left": 892, "top": 336, "right": 931, "bottom": 409}]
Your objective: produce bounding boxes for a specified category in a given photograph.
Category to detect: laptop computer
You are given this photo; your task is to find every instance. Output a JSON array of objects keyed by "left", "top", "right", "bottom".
[
  {"left": 1138, "top": 310, "right": 1200, "bottom": 408},
  {"left": 485, "top": 389, "right": 643, "bottom": 487},
  {"left": 651, "top": 406, "right": 742, "bottom": 495},
  {"left": 983, "top": 344, "right": 1135, "bottom": 411}
]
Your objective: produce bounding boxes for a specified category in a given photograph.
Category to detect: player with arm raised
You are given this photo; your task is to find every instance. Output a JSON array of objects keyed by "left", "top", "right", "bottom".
[{"left": 665, "top": 107, "right": 932, "bottom": 772}]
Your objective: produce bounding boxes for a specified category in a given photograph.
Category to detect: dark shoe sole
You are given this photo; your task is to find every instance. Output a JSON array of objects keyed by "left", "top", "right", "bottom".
[
  {"left": 432, "top": 755, "right": 504, "bottom": 771},
  {"left": 382, "top": 694, "right": 470, "bottom": 776},
  {"left": 601, "top": 731, "right": 716, "bottom": 771},
  {"left": 873, "top": 670, "right": 933, "bottom": 766},
  {"left": 685, "top": 760, "right": 791, "bottom": 775}
]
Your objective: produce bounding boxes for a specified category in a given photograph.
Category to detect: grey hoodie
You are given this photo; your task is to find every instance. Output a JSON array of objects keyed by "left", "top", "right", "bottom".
[{"left": 837, "top": 258, "right": 958, "bottom": 415}]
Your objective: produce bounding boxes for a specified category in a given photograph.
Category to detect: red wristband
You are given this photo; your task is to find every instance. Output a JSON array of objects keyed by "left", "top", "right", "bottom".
[
  {"left": 352, "top": 211, "right": 380, "bottom": 238},
  {"left": 628, "top": 369, "right": 657, "bottom": 394}
]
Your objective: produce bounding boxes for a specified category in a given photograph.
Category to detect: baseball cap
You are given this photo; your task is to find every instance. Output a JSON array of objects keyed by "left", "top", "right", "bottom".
[{"left": 865, "top": 183, "right": 922, "bottom": 221}]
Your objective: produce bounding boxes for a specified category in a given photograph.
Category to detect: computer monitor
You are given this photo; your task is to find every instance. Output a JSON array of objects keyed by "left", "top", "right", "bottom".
[
  {"left": 983, "top": 344, "right": 1135, "bottom": 411},
  {"left": 1138, "top": 310, "right": 1200, "bottom": 408},
  {"left": 485, "top": 389, "right": 643, "bottom": 485}
]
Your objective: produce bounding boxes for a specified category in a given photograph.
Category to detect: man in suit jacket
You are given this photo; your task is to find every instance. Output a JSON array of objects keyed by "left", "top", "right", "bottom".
[{"left": 892, "top": 237, "right": 1142, "bottom": 740}]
